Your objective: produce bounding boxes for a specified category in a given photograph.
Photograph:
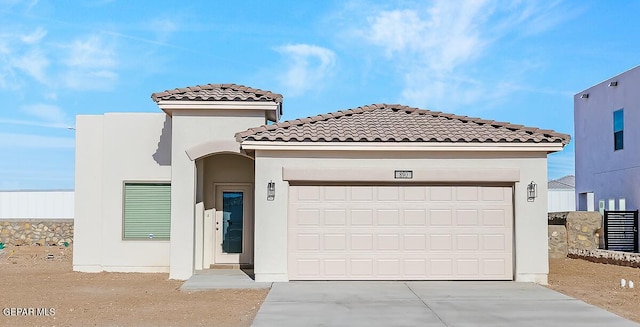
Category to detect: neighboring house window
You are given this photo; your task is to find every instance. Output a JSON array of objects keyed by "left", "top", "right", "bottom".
[
  {"left": 614, "top": 109, "right": 624, "bottom": 150},
  {"left": 123, "top": 183, "right": 171, "bottom": 240}
]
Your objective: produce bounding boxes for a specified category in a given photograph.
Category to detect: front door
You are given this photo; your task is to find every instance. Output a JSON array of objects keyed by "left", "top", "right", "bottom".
[{"left": 214, "top": 184, "right": 253, "bottom": 265}]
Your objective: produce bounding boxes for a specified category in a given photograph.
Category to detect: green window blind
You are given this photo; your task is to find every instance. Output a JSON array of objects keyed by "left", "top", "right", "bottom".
[{"left": 123, "top": 183, "right": 171, "bottom": 240}]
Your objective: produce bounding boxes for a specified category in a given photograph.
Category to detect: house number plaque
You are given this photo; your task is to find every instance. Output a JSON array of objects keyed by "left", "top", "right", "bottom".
[{"left": 394, "top": 170, "right": 413, "bottom": 179}]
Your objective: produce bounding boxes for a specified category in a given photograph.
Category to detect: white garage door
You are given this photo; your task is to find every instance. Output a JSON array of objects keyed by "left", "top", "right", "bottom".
[{"left": 288, "top": 185, "right": 513, "bottom": 280}]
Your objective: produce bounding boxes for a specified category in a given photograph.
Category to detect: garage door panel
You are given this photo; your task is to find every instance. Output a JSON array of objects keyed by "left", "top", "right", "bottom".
[
  {"left": 324, "top": 259, "right": 347, "bottom": 276},
  {"left": 456, "top": 234, "right": 480, "bottom": 251},
  {"left": 288, "top": 185, "right": 513, "bottom": 280},
  {"left": 351, "top": 209, "right": 374, "bottom": 225},
  {"left": 404, "top": 209, "right": 428, "bottom": 225},
  {"left": 324, "top": 186, "right": 347, "bottom": 201},
  {"left": 324, "top": 209, "right": 347, "bottom": 225},
  {"left": 350, "top": 187, "right": 374, "bottom": 201},
  {"left": 377, "top": 234, "right": 400, "bottom": 250},
  {"left": 456, "top": 259, "right": 480, "bottom": 276},
  {"left": 482, "top": 209, "right": 508, "bottom": 226},
  {"left": 483, "top": 233, "right": 511, "bottom": 251},
  {"left": 377, "top": 187, "right": 400, "bottom": 201},
  {"left": 404, "top": 234, "right": 427, "bottom": 251},
  {"left": 292, "top": 229, "right": 509, "bottom": 252},
  {"left": 456, "top": 187, "right": 479, "bottom": 200},
  {"left": 481, "top": 187, "right": 508, "bottom": 201},
  {"left": 456, "top": 209, "right": 480, "bottom": 226},
  {"left": 429, "top": 209, "right": 454, "bottom": 226},
  {"left": 296, "top": 186, "right": 321, "bottom": 201},
  {"left": 295, "top": 233, "right": 320, "bottom": 251},
  {"left": 323, "top": 234, "right": 347, "bottom": 251},
  {"left": 429, "top": 233, "right": 454, "bottom": 251},
  {"left": 403, "top": 188, "right": 427, "bottom": 201},
  {"left": 296, "top": 209, "right": 321, "bottom": 225},
  {"left": 350, "top": 234, "right": 374, "bottom": 250},
  {"left": 289, "top": 254, "right": 512, "bottom": 280}
]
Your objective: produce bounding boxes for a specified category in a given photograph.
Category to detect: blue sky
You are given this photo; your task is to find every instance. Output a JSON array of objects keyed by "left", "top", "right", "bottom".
[{"left": 0, "top": 0, "right": 638, "bottom": 190}]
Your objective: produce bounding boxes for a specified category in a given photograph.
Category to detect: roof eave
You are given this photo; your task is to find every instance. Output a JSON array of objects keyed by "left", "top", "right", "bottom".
[
  {"left": 157, "top": 100, "right": 279, "bottom": 119},
  {"left": 239, "top": 141, "right": 566, "bottom": 153}
]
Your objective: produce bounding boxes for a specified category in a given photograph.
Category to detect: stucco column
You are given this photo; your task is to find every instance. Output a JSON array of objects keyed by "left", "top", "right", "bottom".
[
  {"left": 253, "top": 155, "right": 289, "bottom": 282},
  {"left": 169, "top": 123, "right": 197, "bottom": 280},
  {"left": 514, "top": 157, "right": 549, "bottom": 284}
]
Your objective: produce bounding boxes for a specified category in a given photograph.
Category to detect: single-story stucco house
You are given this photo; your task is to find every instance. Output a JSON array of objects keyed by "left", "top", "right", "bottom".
[{"left": 72, "top": 84, "right": 570, "bottom": 284}]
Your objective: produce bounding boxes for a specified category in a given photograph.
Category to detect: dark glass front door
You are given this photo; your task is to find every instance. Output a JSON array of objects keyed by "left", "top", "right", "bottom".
[{"left": 222, "top": 191, "right": 243, "bottom": 253}]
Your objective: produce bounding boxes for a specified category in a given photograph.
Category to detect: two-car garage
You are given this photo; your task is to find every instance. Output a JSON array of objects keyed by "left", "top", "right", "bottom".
[
  {"left": 242, "top": 103, "right": 570, "bottom": 283},
  {"left": 287, "top": 185, "right": 514, "bottom": 280}
]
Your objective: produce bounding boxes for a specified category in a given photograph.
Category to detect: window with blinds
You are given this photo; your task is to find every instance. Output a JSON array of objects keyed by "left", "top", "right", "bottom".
[{"left": 123, "top": 183, "right": 171, "bottom": 240}]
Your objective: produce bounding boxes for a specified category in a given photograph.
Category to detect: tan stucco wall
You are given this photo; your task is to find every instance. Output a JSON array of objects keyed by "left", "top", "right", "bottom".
[
  {"left": 74, "top": 108, "right": 269, "bottom": 278},
  {"left": 73, "top": 113, "right": 172, "bottom": 272},
  {"left": 201, "top": 153, "right": 255, "bottom": 210},
  {"left": 253, "top": 150, "right": 550, "bottom": 284}
]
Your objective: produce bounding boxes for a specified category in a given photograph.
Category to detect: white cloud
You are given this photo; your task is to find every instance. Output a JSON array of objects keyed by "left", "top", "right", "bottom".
[
  {"left": 11, "top": 49, "right": 49, "bottom": 83},
  {"left": 43, "top": 91, "right": 57, "bottom": 100},
  {"left": 64, "top": 35, "right": 116, "bottom": 68},
  {"left": 275, "top": 44, "right": 336, "bottom": 96},
  {"left": 0, "top": 26, "right": 49, "bottom": 86},
  {"left": 364, "top": 1, "right": 489, "bottom": 72},
  {"left": 21, "top": 27, "right": 47, "bottom": 44},
  {"left": 0, "top": 24, "right": 119, "bottom": 91},
  {"left": 20, "top": 103, "right": 68, "bottom": 125},
  {"left": 148, "top": 18, "right": 178, "bottom": 34},
  {"left": 0, "top": 118, "right": 69, "bottom": 129},
  {"left": 61, "top": 35, "right": 118, "bottom": 90},
  {"left": 345, "top": 0, "right": 572, "bottom": 110},
  {"left": 0, "top": 132, "right": 74, "bottom": 148}
]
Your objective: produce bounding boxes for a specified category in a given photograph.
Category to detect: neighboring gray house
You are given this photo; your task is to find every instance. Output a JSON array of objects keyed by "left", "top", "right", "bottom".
[
  {"left": 575, "top": 66, "right": 640, "bottom": 212},
  {"left": 548, "top": 175, "right": 575, "bottom": 212}
]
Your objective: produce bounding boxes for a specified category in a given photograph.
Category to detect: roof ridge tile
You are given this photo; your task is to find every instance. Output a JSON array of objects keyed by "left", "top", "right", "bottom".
[{"left": 151, "top": 83, "right": 283, "bottom": 103}]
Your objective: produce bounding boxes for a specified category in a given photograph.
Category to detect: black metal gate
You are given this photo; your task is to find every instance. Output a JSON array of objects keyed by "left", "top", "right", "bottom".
[{"left": 604, "top": 210, "right": 638, "bottom": 253}]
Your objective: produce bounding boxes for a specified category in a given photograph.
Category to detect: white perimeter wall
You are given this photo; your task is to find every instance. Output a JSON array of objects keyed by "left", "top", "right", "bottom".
[
  {"left": 253, "top": 150, "right": 550, "bottom": 284},
  {"left": 73, "top": 113, "right": 172, "bottom": 273},
  {"left": 548, "top": 189, "right": 576, "bottom": 212},
  {"left": 0, "top": 191, "right": 74, "bottom": 219}
]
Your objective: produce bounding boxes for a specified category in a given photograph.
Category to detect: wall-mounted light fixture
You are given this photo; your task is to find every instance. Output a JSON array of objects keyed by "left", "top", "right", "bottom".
[
  {"left": 580, "top": 93, "right": 589, "bottom": 99},
  {"left": 267, "top": 181, "right": 275, "bottom": 201},
  {"left": 608, "top": 81, "right": 618, "bottom": 87},
  {"left": 527, "top": 181, "right": 537, "bottom": 202}
]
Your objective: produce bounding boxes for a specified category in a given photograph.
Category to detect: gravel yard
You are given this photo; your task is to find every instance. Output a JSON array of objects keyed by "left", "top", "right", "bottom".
[
  {"left": 0, "top": 246, "right": 267, "bottom": 327},
  {"left": 548, "top": 258, "right": 640, "bottom": 323},
  {"left": 1, "top": 246, "right": 639, "bottom": 326}
]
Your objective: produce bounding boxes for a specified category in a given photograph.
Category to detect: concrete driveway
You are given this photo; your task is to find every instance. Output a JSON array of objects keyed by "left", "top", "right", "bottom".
[{"left": 252, "top": 281, "right": 639, "bottom": 327}]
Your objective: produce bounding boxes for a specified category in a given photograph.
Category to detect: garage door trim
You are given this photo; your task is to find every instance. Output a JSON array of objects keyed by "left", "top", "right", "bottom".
[{"left": 282, "top": 167, "right": 520, "bottom": 183}]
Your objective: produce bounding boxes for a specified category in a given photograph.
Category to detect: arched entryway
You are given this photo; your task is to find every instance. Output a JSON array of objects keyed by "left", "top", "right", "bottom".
[{"left": 195, "top": 152, "right": 255, "bottom": 269}]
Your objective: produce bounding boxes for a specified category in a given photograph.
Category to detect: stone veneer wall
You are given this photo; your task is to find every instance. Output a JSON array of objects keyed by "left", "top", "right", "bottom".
[
  {"left": 566, "top": 211, "right": 602, "bottom": 250},
  {"left": 548, "top": 225, "right": 568, "bottom": 259},
  {"left": 548, "top": 211, "right": 602, "bottom": 259},
  {"left": 0, "top": 219, "right": 73, "bottom": 246}
]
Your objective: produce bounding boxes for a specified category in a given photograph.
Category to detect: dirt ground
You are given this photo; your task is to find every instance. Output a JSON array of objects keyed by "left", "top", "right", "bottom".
[
  {"left": 0, "top": 246, "right": 268, "bottom": 327},
  {"left": 2, "top": 246, "right": 640, "bottom": 326},
  {"left": 548, "top": 258, "right": 640, "bottom": 323}
]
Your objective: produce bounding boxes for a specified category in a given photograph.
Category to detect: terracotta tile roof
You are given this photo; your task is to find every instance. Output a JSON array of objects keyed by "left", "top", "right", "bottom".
[
  {"left": 151, "top": 83, "right": 283, "bottom": 103},
  {"left": 235, "top": 104, "right": 571, "bottom": 145}
]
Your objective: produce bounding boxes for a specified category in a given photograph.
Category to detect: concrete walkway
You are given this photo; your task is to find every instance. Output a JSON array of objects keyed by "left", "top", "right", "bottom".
[
  {"left": 252, "top": 281, "right": 639, "bottom": 327},
  {"left": 180, "top": 269, "right": 272, "bottom": 290}
]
